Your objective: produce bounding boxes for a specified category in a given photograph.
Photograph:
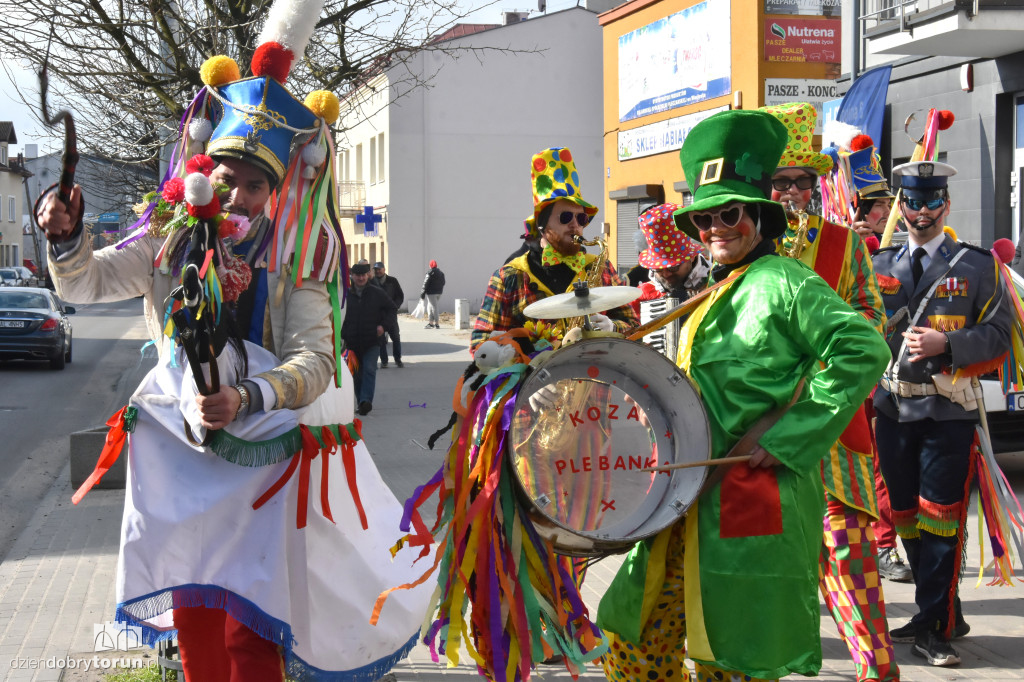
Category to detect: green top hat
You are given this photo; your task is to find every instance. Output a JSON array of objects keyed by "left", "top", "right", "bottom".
[{"left": 674, "top": 110, "right": 790, "bottom": 240}]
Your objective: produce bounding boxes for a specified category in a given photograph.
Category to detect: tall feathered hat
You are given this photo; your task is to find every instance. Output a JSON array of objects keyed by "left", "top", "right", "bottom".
[{"left": 120, "top": 0, "right": 349, "bottom": 381}]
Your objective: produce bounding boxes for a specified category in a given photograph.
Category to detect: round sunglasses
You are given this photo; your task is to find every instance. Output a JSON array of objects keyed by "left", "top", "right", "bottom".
[
  {"left": 901, "top": 196, "right": 947, "bottom": 212},
  {"left": 558, "top": 210, "right": 592, "bottom": 227},
  {"left": 690, "top": 204, "right": 744, "bottom": 231},
  {"left": 771, "top": 176, "right": 816, "bottom": 191}
]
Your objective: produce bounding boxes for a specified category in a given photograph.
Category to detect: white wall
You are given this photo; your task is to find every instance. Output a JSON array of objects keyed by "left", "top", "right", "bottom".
[{"left": 340, "top": 8, "right": 606, "bottom": 315}]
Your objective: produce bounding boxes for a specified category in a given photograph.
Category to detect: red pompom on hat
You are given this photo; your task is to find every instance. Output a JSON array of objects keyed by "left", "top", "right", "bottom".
[
  {"left": 251, "top": 42, "right": 294, "bottom": 83},
  {"left": 850, "top": 134, "right": 874, "bottom": 152},
  {"left": 937, "top": 110, "right": 955, "bottom": 130}
]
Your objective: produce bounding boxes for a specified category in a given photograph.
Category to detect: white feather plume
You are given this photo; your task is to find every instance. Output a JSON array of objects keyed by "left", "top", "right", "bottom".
[
  {"left": 822, "top": 119, "right": 862, "bottom": 151},
  {"left": 257, "top": 0, "right": 325, "bottom": 56}
]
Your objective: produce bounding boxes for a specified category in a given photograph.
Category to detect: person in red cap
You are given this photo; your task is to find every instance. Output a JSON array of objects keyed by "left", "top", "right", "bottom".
[
  {"left": 420, "top": 259, "right": 446, "bottom": 328},
  {"left": 632, "top": 203, "right": 709, "bottom": 317}
]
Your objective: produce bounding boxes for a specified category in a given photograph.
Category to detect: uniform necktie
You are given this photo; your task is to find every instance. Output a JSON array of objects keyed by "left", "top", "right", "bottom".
[{"left": 911, "top": 247, "right": 926, "bottom": 287}]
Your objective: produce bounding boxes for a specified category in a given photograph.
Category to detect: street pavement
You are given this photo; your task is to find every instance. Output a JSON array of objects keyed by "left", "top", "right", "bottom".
[{"left": 1, "top": 314, "right": 1022, "bottom": 681}]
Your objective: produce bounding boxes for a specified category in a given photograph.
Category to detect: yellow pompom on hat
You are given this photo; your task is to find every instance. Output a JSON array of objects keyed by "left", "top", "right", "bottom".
[
  {"left": 758, "top": 102, "right": 834, "bottom": 176},
  {"left": 199, "top": 56, "right": 241, "bottom": 87},
  {"left": 305, "top": 90, "right": 340, "bottom": 125}
]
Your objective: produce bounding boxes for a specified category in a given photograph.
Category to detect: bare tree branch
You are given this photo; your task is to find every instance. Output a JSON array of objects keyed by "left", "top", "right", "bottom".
[{"left": 0, "top": 0, "right": 507, "bottom": 187}]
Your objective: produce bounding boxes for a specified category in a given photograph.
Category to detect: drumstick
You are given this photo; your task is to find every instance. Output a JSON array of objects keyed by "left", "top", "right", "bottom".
[{"left": 639, "top": 455, "right": 752, "bottom": 473}]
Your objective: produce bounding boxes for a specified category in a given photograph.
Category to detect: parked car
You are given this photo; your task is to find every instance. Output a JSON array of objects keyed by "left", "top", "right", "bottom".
[
  {"left": 12, "top": 266, "right": 37, "bottom": 285},
  {"left": 0, "top": 287, "right": 75, "bottom": 370},
  {"left": 0, "top": 268, "right": 27, "bottom": 287}
]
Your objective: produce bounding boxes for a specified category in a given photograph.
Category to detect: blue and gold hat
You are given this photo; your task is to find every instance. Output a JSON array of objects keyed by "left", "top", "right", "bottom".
[
  {"left": 848, "top": 142, "right": 894, "bottom": 200},
  {"left": 206, "top": 77, "right": 320, "bottom": 184}
]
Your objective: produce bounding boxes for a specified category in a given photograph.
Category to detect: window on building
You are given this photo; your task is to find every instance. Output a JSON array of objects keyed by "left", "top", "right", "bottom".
[
  {"left": 0, "top": 194, "right": 4, "bottom": 221},
  {"left": 339, "top": 149, "right": 349, "bottom": 182},
  {"left": 0, "top": 145, "right": 7, "bottom": 166},
  {"left": 356, "top": 144, "right": 363, "bottom": 182},
  {"left": 9, "top": 196, "right": 16, "bottom": 222},
  {"left": 369, "top": 137, "right": 377, "bottom": 184},
  {"left": 369, "top": 243, "right": 377, "bottom": 263},
  {"left": 377, "top": 133, "right": 385, "bottom": 183}
]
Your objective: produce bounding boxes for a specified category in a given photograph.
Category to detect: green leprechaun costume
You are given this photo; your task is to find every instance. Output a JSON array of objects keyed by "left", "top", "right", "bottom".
[{"left": 597, "top": 110, "right": 890, "bottom": 681}]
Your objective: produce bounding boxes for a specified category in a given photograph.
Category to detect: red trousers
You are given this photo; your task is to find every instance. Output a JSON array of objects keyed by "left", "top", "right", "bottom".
[{"left": 174, "top": 607, "right": 284, "bottom": 682}]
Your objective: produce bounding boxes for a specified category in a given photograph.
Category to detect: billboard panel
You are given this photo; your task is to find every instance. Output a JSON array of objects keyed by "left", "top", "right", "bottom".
[
  {"left": 618, "top": 0, "right": 731, "bottom": 123},
  {"left": 618, "top": 106, "right": 730, "bottom": 161},
  {"left": 764, "top": 16, "right": 841, "bottom": 63},
  {"left": 764, "top": 0, "right": 841, "bottom": 16},
  {"left": 763, "top": 79, "right": 840, "bottom": 133}
]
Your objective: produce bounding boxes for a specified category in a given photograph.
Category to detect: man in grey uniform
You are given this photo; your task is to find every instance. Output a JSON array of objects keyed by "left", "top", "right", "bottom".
[{"left": 871, "top": 160, "right": 1011, "bottom": 667}]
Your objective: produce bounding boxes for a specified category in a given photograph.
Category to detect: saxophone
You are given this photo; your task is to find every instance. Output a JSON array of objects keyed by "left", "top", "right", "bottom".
[
  {"left": 783, "top": 201, "right": 811, "bottom": 260},
  {"left": 526, "top": 233, "right": 610, "bottom": 452},
  {"left": 562, "top": 234, "right": 608, "bottom": 332}
]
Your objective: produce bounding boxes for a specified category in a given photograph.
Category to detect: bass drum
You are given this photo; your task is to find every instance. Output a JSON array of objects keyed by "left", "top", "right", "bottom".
[{"left": 509, "top": 337, "right": 711, "bottom": 557}]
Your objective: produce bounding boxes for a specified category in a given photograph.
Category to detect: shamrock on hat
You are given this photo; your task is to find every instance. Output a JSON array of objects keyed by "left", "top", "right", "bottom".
[{"left": 673, "top": 110, "right": 790, "bottom": 241}]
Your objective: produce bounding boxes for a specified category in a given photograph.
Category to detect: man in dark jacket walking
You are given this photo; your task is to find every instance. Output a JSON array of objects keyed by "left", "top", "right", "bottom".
[
  {"left": 420, "top": 259, "right": 445, "bottom": 328},
  {"left": 342, "top": 263, "right": 397, "bottom": 415},
  {"left": 372, "top": 261, "right": 404, "bottom": 367}
]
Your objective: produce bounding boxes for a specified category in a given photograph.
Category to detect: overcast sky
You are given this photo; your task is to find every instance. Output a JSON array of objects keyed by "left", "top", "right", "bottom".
[{"left": 0, "top": 0, "right": 574, "bottom": 157}]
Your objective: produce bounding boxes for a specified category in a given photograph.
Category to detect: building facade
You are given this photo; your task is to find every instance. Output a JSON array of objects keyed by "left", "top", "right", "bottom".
[
  {"left": 850, "top": 0, "right": 1024, "bottom": 245},
  {"left": 599, "top": 0, "right": 842, "bottom": 272},
  {"left": 336, "top": 5, "right": 616, "bottom": 314},
  {"left": 22, "top": 150, "right": 157, "bottom": 253},
  {"left": 0, "top": 123, "right": 32, "bottom": 269}
]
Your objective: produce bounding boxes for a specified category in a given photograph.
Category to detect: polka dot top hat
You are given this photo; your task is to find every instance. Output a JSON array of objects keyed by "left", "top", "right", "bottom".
[
  {"left": 673, "top": 110, "right": 790, "bottom": 241},
  {"left": 638, "top": 204, "right": 702, "bottom": 269},
  {"left": 758, "top": 102, "right": 834, "bottom": 176},
  {"left": 524, "top": 147, "right": 598, "bottom": 238}
]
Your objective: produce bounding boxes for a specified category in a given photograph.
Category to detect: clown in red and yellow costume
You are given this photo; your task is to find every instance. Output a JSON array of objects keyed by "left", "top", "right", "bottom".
[{"left": 761, "top": 102, "right": 898, "bottom": 682}]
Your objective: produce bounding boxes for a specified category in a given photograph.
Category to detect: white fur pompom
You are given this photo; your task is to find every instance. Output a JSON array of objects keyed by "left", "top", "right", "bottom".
[
  {"left": 188, "top": 118, "right": 214, "bottom": 142},
  {"left": 301, "top": 143, "right": 327, "bottom": 168},
  {"left": 189, "top": 141, "right": 206, "bottom": 157},
  {"left": 302, "top": 166, "right": 318, "bottom": 180},
  {"left": 184, "top": 173, "right": 214, "bottom": 206},
  {"left": 257, "top": 0, "right": 325, "bottom": 56},
  {"left": 822, "top": 119, "right": 862, "bottom": 151}
]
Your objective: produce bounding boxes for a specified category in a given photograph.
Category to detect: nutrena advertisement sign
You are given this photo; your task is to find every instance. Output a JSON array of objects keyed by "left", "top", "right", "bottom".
[
  {"left": 764, "top": 16, "right": 841, "bottom": 63},
  {"left": 618, "top": 0, "right": 731, "bottom": 123}
]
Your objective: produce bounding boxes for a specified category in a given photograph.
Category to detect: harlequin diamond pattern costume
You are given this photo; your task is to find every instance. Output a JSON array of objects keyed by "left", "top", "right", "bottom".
[
  {"left": 56, "top": 0, "right": 430, "bottom": 678},
  {"left": 762, "top": 102, "right": 898, "bottom": 682}
]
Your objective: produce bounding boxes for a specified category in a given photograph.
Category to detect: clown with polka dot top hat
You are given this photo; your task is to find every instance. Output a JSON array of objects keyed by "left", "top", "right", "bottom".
[{"left": 471, "top": 146, "right": 639, "bottom": 353}]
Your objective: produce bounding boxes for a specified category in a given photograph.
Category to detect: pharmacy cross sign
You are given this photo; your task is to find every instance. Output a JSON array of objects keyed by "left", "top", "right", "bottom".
[{"left": 356, "top": 206, "right": 382, "bottom": 236}]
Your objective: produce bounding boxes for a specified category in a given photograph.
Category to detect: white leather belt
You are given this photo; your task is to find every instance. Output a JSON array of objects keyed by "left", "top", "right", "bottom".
[{"left": 880, "top": 376, "right": 938, "bottom": 397}]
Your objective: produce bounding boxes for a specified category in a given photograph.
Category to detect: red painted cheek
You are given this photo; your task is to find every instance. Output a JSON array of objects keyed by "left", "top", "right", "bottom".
[
  {"left": 735, "top": 222, "right": 752, "bottom": 237},
  {"left": 698, "top": 229, "right": 712, "bottom": 244}
]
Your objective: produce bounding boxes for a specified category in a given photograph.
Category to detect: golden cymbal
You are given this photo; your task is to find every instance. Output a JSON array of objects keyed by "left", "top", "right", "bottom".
[{"left": 523, "top": 286, "right": 640, "bottom": 320}]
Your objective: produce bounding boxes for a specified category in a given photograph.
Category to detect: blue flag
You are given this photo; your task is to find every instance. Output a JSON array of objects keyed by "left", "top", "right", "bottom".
[{"left": 836, "top": 66, "right": 892, "bottom": 148}]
